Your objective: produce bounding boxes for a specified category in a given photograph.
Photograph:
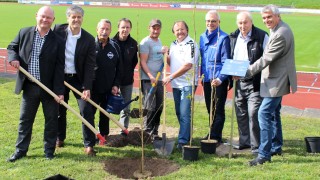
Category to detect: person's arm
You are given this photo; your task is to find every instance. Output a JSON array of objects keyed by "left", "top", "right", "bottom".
[
  {"left": 140, "top": 53, "right": 156, "bottom": 84},
  {"left": 163, "top": 63, "right": 192, "bottom": 85},
  {"left": 247, "top": 34, "right": 286, "bottom": 76},
  {"left": 7, "top": 29, "right": 22, "bottom": 68},
  {"left": 82, "top": 35, "right": 97, "bottom": 100},
  {"left": 213, "top": 36, "right": 231, "bottom": 86}
]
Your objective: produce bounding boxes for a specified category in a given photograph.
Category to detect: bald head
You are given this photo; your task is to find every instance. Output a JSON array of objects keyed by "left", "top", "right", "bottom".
[
  {"left": 36, "top": 6, "right": 55, "bottom": 33},
  {"left": 236, "top": 11, "right": 253, "bottom": 37}
]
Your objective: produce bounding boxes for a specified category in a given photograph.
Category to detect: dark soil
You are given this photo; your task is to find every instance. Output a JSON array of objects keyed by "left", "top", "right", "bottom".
[
  {"left": 103, "top": 157, "right": 180, "bottom": 179},
  {"left": 105, "top": 127, "right": 152, "bottom": 147}
]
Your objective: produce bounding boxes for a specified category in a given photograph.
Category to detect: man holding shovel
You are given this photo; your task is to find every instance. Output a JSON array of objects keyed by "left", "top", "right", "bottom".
[
  {"left": 7, "top": 6, "right": 65, "bottom": 162},
  {"left": 140, "top": 19, "right": 168, "bottom": 140},
  {"left": 163, "top": 21, "right": 199, "bottom": 151},
  {"left": 53, "top": 5, "right": 97, "bottom": 156}
]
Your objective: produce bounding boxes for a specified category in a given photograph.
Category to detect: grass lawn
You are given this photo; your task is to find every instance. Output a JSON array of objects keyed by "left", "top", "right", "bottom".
[
  {"left": 0, "top": 3, "right": 319, "bottom": 72},
  {"left": 1, "top": 77, "right": 320, "bottom": 179}
]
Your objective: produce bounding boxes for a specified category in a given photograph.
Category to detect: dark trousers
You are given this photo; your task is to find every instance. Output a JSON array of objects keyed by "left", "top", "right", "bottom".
[
  {"left": 57, "top": 75, "right": 95, "bottom": 147},
  {"left": 15, "top": 81, "right": 58, "bottom": 155},
  {"left": 141, "top": 80, "right": 163, "bottom": 134},
  {"left": 91, "top": 92, "right": 109, "bottom": 137},
  {"left": 203, "top": 80, "right": 228, "bottom": 142}
]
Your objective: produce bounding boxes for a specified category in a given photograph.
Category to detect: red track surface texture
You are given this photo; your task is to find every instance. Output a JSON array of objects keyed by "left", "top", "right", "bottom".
[{"left": 1, "top": 49, "right": 319, "bottom": 110}]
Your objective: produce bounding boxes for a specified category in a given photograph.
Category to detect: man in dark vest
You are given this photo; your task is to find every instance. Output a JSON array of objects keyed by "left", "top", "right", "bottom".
[{"left": 229, "top": 11, "right": 269, "bottom": 154}]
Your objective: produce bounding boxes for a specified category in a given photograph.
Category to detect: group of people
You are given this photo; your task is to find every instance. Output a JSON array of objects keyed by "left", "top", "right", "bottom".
[{"left": 7, "top": 4, "right": 296, "bottom": 167}]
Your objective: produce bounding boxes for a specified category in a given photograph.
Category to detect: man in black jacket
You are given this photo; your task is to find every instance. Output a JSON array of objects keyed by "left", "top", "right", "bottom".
[
  {"left": 53, "top": 5, "right": 97, "bottom": 156},
  {"left": 229, "top": 11, "right": 268, "bottom": 153},
  {"left": 7, "top": 6, "right": 64, "bottom": 162},
  {"left": 112, "top": 18, "right": 138, "bottom": 134},
  {"left": 92, "top": 19, "right": 122, "bottom": 145}
]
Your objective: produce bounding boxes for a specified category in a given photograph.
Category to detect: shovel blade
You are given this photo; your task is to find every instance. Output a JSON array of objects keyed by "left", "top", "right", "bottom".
[{"left": 153, "top": 138, "right": 175, "bottom": 156}]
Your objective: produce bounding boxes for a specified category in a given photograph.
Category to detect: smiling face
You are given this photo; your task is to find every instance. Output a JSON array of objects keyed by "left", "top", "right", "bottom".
[
  {"left": 261, "top": 11, "right": 280, "bottom": 29},
  {"left": 237, "top": 13, "right": 253, "bottom": 37},
  {"left": 173, "top": 21, "right": 188, "bottom": 43},
  {"left": 205, "top": 13, "right": 220, "bottom": 33},
  {"left": 118, "top": 20, "right": 131, "bottom": 41},
  {"left": 36, "top": 6, "right": 55, "bottom": 32},
  {"left": 67, "top": 12, "right": 83, "bottom": 31}
]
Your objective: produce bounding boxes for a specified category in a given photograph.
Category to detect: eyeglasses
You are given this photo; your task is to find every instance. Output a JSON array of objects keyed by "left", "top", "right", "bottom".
[{"left": 206, "top": 20, "right": 218, "bottom": 23}]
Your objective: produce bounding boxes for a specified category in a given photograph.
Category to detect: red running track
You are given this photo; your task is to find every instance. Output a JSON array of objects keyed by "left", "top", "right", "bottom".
[{"left": 1, "top": 48, "right": 319, "bottom": 110}]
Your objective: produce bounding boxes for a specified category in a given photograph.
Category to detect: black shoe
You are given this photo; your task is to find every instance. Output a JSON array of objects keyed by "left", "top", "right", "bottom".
[
  {"left": 45, "top": 153, "right": 55, "bottom": 160},
  {"left": 271, "top": 151, "right": 282, "bottom": 156},
  {"left": 7, "top": 152, "right": 26, "bottom": 162},
  {"left": 176, "top": 143, "right": 186, "bottom": 151},
  {"left": 248, "top": 157, "right": 270, "bottom": 166}
]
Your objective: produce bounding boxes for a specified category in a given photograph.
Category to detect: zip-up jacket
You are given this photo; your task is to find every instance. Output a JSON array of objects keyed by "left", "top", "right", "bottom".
[
  {"left": 112, "top": 32, "right": 138, "bottom": 86},
  {"left": 200, "top": 28, "right": 231, "bottom": 82}
]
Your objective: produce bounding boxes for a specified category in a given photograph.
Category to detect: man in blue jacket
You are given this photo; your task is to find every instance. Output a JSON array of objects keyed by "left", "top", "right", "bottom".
[{"left": 199, "top": 10, "right": 231, "bottom": 144}]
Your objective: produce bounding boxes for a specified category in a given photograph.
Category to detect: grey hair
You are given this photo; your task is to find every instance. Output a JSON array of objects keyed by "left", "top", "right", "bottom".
[
  {"left": 97, "top": 19, "right": 112, "bottom": 28},
  {"left": 236, "top": 11, "right": 253, "bottom": 23},
  {"left": 261, "top": 4, "right": 280, "bottom": 15},
  {"left": 118, "top": 18, "right": 132, "bottom": 28},
  {"left": 66, "top": 5, "right": 84, "bottom": 17},
  {"left": 205, "top": 10, "right": 220, "bottom": 20}
]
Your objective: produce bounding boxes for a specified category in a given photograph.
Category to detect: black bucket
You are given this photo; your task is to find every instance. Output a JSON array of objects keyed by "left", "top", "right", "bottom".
[
  {"left": 201, "top": 139, "right": 217, "bottom": 154},
  {"left": 305, "top": 137, "right": 320, "bottom": 153},
  {"left": 182, "top": 146, "right": 200, "bottom": 161}
]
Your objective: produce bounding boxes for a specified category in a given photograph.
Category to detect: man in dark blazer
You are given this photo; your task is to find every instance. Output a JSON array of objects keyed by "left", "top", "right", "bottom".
[
  {"left": 245, "top": 4, "right": 297, "bottom": 166},
  {"left": 7, "top": 6, "right": 65, "bottom": 162},
  {"left": 53, "top": 5, "right": 97, "bottom": 156}
]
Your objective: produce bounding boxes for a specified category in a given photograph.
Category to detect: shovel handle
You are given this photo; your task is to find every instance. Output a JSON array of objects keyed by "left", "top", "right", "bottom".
[
  {"left": 64, "top": 81, "right": 129, "bottom": 135},
  {"left": 18, "top": 67, "right": 106, "bottom": 143}
]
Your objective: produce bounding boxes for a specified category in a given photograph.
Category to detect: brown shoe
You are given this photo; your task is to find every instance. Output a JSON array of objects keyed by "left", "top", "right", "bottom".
[
  {"left": 56, "top": 140, "right": 64, "bottom": 147},
  {"left": 84, "top": 147, "right": 96, "bottom": 156}
]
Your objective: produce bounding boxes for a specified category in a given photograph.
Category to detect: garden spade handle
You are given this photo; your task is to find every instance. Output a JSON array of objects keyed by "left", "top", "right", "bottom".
[
  {"left": 64, "top": 81, "right": 129, "bottom": 135},
  {"left": 18, "top": 66, "right": 106, "bottom": 143}
]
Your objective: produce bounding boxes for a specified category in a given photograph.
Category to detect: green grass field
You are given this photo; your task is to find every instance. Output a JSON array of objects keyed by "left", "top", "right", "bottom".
[
  {"left": 1, "top": 77, "right": 320, "bottom": 179},
  {"left": 0, "top": 3, "right": 319, "bottom": 72}
]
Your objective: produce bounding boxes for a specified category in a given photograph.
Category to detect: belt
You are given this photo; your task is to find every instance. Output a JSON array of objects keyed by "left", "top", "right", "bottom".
[{"left": 65, "top": 73, "right": 77, "bottom": 77}]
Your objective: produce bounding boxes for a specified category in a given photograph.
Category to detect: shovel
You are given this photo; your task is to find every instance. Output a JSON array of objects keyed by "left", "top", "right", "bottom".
[
  {"left": 130, "top": 63, "right": 164, "bottom": 119},
  {"left": 18, "top": 67, "right": 106, "bottom": 143},
  {"left": 64, "top": 81, "right": 129, "bottom": 135},
  {"left": 153, "top": 54, "right": 174, "bottom": 156}
]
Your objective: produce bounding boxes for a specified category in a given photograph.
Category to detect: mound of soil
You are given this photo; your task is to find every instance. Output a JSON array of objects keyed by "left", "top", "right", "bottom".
[
  {"left": 104, "top": 157, "right": 179, "bottom": 179},
  {"left": 106, "top": 127, "right": 152, "bottom": 147}
]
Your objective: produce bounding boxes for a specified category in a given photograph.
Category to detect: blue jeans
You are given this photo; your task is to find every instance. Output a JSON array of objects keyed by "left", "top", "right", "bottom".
[
  {"left": 258, "top": 96, "right": 283, "bottom": 160},
  {"left": 119, "top": 84, "right": 133, "bottom": 129},
  {"left": 173, "top": 86, "right": 194, "bottom": 144}
]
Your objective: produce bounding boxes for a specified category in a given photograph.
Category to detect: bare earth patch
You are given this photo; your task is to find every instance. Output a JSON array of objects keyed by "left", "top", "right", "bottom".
[
  {"left": 103, "top": 124, "right": 251, "bottom": 178},
  {"left": 104, "top": 157, "right": 180, "bottom": 179}
]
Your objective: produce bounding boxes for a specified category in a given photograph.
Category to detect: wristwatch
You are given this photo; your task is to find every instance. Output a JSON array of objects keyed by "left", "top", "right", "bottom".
[{"left": 169, "top": 75, "right": 173, "bottom": 81}]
